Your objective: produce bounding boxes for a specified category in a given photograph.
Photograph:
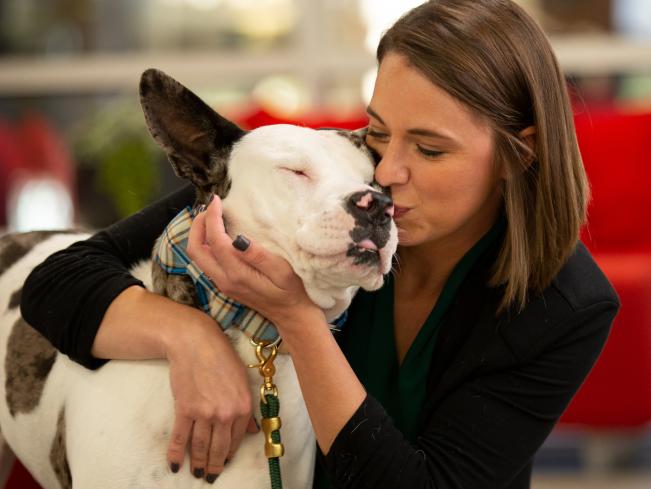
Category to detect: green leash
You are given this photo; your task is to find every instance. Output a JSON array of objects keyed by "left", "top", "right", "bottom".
[
  {"left": 249, "top": 339, "right": 284, "bottom": 489},
  {"left": 260, "top": 394, "right": 283, "bottom": 489}
]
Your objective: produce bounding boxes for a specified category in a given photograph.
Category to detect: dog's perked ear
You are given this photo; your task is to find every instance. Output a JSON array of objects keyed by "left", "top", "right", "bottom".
[{"left": 139, "top": 68, "right": 246, "bottom": 199}]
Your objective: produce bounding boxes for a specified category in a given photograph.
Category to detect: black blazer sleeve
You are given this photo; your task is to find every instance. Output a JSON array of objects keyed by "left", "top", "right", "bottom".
[
  {"left": 323, "top": 243, "right": 619, "bottom": 489},
  {"left": 20, "top": 183, "right": 195, "bottom": 369},
  {"left": 324, "top": 301, "right": 617, "bottom": 489}
]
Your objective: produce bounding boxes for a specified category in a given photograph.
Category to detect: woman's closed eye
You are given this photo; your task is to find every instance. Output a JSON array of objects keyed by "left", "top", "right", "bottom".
[
  {"left": 366, "top": 130, "right": 389, "bottom": 142},
  {"left": 367, "top": 129, "right": 445, "bottom": 159},
  {"left": 416, "top": 145, "right": 445, "bottom": 158}
]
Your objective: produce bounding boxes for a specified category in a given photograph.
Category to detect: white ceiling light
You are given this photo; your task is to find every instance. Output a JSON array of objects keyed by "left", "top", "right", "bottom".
[
  {"left": 357, "top": 0, "right": 426, "bottom": 53},
  {"left": 7, "top": 177, "right": 74, "bottom": 232}
]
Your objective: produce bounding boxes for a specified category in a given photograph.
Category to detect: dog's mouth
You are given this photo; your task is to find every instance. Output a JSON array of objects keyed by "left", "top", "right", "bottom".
[
  {"left": 347, "top": 240, "right": 380, "bottom": 265},
  {"left": 294, "top": 211, "right": 397, "bottom": 280},
  {"left": 346, "top": 236, "right": 396, "bottom": 277}
]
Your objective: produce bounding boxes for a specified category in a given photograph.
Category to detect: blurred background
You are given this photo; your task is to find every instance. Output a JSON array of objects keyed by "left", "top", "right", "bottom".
[{"left": 0, "top": 0, "right": 650, "bottom": 487}]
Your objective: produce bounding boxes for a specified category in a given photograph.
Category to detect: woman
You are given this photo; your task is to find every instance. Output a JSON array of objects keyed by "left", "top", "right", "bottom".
[{"left": 22, "top": 1, "right": 619, "bottom": 487}]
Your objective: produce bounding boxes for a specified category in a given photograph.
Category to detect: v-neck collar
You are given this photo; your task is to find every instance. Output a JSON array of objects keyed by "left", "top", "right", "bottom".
[{"left": 342, "top": 218, "right": 506, "bottom": 440}]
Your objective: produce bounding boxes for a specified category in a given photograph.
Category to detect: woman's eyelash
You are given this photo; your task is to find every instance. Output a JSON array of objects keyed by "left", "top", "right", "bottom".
[
  {"left": 367, "top": 130, "right": 388, "bottom": 139},
  {"left": 417, "top": 145, "right": 444, "bottom": 158},
  {"left": 367, "top": 131, "right": 443, "bottom": 158}
]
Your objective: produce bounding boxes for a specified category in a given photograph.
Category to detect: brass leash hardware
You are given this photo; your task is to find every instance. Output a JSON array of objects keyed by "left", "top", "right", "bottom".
[
  {"left": 248, "top": 337, "right": 285, "bottom": 460},
  {"left": 248, "top": 338, "right": 280, "bottom": 404},
  {"left": 261, "top": 416, "right": 284, "bottom": 459}
]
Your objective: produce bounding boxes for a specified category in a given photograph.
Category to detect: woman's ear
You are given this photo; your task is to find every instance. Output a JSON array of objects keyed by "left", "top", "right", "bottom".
[
  {"left": 519, "top": 126, "right": 536, "bottom": 162},
  {"left": 499, "top": 126, "right": 537, "bottom": 180}
]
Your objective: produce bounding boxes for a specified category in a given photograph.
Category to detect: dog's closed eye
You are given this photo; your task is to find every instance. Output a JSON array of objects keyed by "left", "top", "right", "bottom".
[{"left": 280, "top": 167, "right": 310, "bottom": 179}]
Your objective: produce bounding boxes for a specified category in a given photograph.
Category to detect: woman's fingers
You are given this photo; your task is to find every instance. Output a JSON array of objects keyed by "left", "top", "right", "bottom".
[
  {"left": 190, "top": 419, "right": 212, "bottom": 478},
  {"left": 246, "top": 416, "right": 260, "bottom": 434},
  {"left": 228, "top": 414, "right": 251, "bottom": 461},
  {"left": 205, "top": 421, "right": 231, "bottom": 482},
  {"left": 167, "top": 414, "right": 192, "bottom": 473}
]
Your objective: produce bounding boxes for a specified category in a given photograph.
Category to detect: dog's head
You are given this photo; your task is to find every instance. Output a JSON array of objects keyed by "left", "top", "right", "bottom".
[{"left": 140, "top": 69, "right": 398, "bottom": 320}]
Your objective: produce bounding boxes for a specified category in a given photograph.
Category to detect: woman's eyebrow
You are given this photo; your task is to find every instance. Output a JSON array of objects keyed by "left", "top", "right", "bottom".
[
  {"left": 366, "top": 106, "right": 385, "bottom": 125},
  {"left": 407, "top": 128, "right": 458, "bottom": 145},
  {"left": 366, "top": 106, "right": 458, "bottom": 145}
]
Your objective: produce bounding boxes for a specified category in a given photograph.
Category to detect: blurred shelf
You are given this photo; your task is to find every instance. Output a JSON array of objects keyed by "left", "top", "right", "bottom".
[
  {"left": 0, "top": 50, "right": 375, "bottom": 96},
  {"left": 553, "top": 34, "right": 651, "bottom": 77},
  {"left": 0, "top": 35, "right": 650, "bottom": 97}
]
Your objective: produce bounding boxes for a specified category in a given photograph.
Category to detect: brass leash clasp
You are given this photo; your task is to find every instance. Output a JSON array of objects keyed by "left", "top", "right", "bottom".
[{"left": 248, "top": 338, "right": 280, "bottom": 404}]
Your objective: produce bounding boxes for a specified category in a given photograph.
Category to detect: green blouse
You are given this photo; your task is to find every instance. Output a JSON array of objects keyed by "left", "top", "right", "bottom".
[{"left": 314, "top": 219, "right": 504, "bottom": 487}]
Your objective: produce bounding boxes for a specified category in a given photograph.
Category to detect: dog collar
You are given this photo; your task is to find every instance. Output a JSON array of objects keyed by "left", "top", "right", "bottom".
[
  {"left": 154, "top": 206, "right": 348, "bottom": 342},
  {"left": 155, "top": 206, "right": 280, "bottom": 342}
]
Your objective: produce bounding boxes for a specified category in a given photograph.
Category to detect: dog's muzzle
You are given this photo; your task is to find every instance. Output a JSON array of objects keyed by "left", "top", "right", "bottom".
[{"left": 345, "top": 190, "right": 394, "bottom": 268}]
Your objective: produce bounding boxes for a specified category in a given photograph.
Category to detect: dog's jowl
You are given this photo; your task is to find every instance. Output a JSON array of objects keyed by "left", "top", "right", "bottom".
[{"left": 0, "top": 69, "right": 397, "bottom": 489}]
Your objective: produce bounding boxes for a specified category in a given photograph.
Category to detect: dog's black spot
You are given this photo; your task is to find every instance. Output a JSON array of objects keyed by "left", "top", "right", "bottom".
[
  {"left": 0, "top": 231, "right": 76, "bottom": 277},
  {"left": 0, "top": 240, "right": 28, "bottom": 277},
  {"left": 8, "top": 287, "right": 22, "bottom": 310},
  {"left": 346, "top": 244, "right": 381, "bottom": 266},
  {"left": 50, "top": 408, "right": 72, "bottom": 489},
  {"left": 336, "top": 129, "right": 365, "bottom": 149},
  {"left": 5, "top": 317, "right": 58, "bottom": 417}
]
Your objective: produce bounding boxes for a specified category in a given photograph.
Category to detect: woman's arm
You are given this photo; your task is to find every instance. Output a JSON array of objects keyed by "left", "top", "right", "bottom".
[
  {"left": 188, "top": 199, "right": 367, "bottom": 452},
  {"left": 190, "top": 196, "right": 619, "bottom": 488},
  {"left": 21, "top": 183, "right": 195, "bottom": 368},
  {"left": 21, "top": 184, "right": 258, "bottom": 482}
]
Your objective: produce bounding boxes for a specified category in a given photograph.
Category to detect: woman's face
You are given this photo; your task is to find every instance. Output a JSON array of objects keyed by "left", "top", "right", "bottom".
[{"left": 366, "top": 53, "right": 503, "bottom": 251}]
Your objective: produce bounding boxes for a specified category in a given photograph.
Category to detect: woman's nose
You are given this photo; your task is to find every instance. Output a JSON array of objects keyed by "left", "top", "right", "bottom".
[{"left": 374, "top": 146, "right": 409, "bottom": 187}]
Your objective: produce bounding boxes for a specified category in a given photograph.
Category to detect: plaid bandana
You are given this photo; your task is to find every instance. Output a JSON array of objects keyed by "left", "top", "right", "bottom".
[
  {"left": 154, "top": 206, "right": 279, "bottom": 341},
  {"left": 154, "top": 206, "right": 347, "bottom": 342}
]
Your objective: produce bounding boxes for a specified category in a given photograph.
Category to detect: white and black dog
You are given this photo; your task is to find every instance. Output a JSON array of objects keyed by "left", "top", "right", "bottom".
[{"left": 0, "top": 70, "right": 397, "bottom": 489}]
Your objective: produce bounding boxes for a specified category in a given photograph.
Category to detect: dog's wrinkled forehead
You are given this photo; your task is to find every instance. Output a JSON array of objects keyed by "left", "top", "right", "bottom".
[{"left": 228, "top": 125, "right": 376, "bottom": 184}]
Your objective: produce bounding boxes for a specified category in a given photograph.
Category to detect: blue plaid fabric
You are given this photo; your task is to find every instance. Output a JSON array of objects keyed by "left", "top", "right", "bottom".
[{"left": 154, "top": 206, "right": 347, "bottom": 342}]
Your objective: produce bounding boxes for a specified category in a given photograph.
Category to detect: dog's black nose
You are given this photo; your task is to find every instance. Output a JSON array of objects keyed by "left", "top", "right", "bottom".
[{"left": 347, "top": 190, "right": 394, "bottom": 224}]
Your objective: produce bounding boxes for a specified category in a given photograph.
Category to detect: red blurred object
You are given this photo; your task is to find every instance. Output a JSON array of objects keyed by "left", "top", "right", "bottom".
[
  {"left": 0, "top": 120, "right": 28, "bottom": 227},
  {"left": 0, "top": 113, "right": 76, "bottom": 229},
  {"left": 236, "top": 106, "right": 370, "bottom": 131},
  {"left": 560, "top": 108, "right": 651, "bottom": 429},
  {"left": 4, "top": 460, "right": 40, "bottom": 489}
]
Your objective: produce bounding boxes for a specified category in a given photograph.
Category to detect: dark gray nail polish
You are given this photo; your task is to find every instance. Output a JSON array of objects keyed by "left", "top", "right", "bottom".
[
  {"left": 206, "top": 473, "right": 218, "bottom": 483},
  {"left": 232, "top": 235, "right": 250, "bottom": 251},
  {"left": 170, "top": 462, "right": 180, "bottom": 473},
  {"left": 193, "top": 468, "right": 205, "bottom": 479}
]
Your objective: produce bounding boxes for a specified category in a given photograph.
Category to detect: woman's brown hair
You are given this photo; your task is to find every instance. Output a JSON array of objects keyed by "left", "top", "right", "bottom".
[{"left": 378, "top": 0, "right": 589, "bottom": 312}]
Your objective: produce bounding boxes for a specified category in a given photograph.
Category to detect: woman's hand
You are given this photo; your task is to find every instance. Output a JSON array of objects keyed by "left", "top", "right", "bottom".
[
  {"left": 164, "top": 318, "right": 258, "bottom": 483},
  {"left": 186, "top": 195, "right": 325, "bottom": 331}
]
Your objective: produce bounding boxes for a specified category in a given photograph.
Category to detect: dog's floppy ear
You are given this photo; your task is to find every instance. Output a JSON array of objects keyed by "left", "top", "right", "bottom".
[{"left": 139, "top": 68, "right": 246, "bottom": 196}]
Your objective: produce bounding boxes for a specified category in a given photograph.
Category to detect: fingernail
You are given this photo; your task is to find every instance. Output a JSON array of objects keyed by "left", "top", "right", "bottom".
[
  {"left": 170, "top": 462, "right": 180, "bottom": 473},
  {"left": 196, "top": 204, "right": 207, "bottom": 214},
  {"left": 254, "top": 418, "right": 261, "bottom": 431},
  {"left": 232, "top": 235, "right": 250, "bottom": 252},
  {"left": 206, "top": 473, "right": 219, "bottom": 484},
  {"left": 208, "top": 194, "right": 215, "bottom": 203},
  {"left": 193, "top": 468, "right": 205, "bottom": 479}
]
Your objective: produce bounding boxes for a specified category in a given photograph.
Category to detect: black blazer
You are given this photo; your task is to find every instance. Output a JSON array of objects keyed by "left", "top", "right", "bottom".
[{"left": 324, "top": 241, "right": 619, "bottom": 489}]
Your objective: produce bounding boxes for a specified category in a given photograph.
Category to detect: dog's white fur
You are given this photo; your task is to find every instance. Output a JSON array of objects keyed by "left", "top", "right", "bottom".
[{"left": 0, "top": 122, "right": 397, "bottom": 488}]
